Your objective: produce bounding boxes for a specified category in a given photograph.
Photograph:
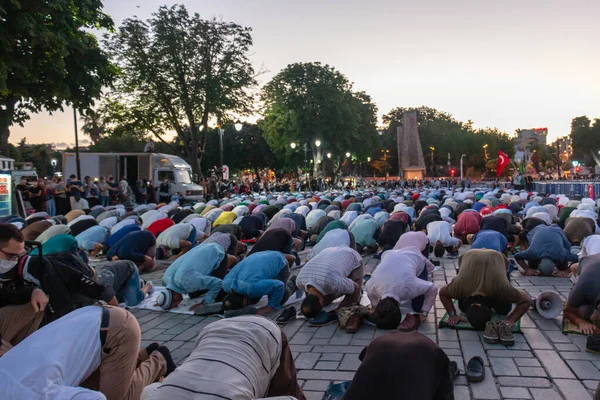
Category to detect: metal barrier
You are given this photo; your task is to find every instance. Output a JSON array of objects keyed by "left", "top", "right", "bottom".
[{"left": 533, "top": 181, "right": 599, "bottom": 197}]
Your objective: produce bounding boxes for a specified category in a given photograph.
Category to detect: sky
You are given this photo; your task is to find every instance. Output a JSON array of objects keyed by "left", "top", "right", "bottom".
[{"left": 10, "top": 0, "right": 600, "bottom": 148}]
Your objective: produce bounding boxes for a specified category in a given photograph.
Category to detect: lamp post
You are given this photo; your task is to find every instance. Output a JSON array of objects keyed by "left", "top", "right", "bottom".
[
  {"left": 429, "top": 146, "right": 435, "bottom": 164},
  {"left": 483, "top": 143, "right": 489, "bottom": 161},
  {"left": 460, "top": 154, "right": 466, "bottom": 180},
  {"left": 51, "top": 159, "right": 57, "bottom": 177},
  {"left": 73, "top": 108, "right": 81, "bottom": 180},
  {"left": 219, "top": 121, "right": 243, "bottom": 180}
]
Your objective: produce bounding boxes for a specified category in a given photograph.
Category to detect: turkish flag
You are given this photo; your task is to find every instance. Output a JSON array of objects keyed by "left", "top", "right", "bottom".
[
  {"left": 588, "top": 184, "right": 595, "bottom": 200},
  {"left": 496, "top": 150, "right": 509, "bottom": 177}
]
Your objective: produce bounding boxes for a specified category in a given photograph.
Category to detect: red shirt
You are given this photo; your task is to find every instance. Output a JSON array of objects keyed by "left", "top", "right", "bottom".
[
  {"left": 146, "top": 218, "right": 174, "bottom": 237},
  {"left": 453, "top": 212, "right": 482, "bottom": 236}
]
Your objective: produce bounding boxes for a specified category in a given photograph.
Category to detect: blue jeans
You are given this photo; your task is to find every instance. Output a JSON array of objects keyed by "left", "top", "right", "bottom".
[
  {"left": 45, "top": 198, "right": 56, "bottom": 216},
  {"left": 117, "top": 267, "right": 145, "bottom": 306},
  {"left": 100, "top": 196, "right": 110, "bottom": 207}
]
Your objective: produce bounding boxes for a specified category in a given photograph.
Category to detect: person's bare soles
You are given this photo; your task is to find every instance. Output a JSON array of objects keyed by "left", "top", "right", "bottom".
[{"left": 552, "top": 270, "right": 571, "bottom": 278}]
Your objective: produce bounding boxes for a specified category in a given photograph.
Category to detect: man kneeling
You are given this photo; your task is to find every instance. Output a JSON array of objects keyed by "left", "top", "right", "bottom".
[
  {"left": 141, "top": 316, "right": 305, "bottom": 400},
  {"left": 439, "top": 249, "right": 532, "bottom": 346},
  {"left": 563, "top": 253, "right": 600, "bottom": 342}
]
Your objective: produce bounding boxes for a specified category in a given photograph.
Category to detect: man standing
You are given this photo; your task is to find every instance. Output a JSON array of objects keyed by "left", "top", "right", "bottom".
[{"left": 0, "top": 224, "right": 46, "bottom": 357}]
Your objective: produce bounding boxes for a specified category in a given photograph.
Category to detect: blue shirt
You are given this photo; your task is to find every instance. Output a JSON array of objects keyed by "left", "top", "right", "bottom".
[
  {"left": 222, "top": 251, "right": 287, "bottom": 309},
  {"left": 162, "top": 243, "right": 225, "bottom": 303},
  {"left": 106, "top": 224, "right": 140, "bottom": 249},
  {"left": 76, "top": 226, "right": 109, "bottom": 251},
  {"left": 515, "top": 225, "right": 578, "bottom": 263},
  {"left": 471, "top": 230, "right": 508, "bottom": 253}
]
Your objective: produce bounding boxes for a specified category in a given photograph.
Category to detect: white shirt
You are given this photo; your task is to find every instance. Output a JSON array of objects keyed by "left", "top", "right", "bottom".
[
  {"left": 110, "top": 218, "right": 137, "bottom": 235},
  {"left": 187, "top": 217, "right": 211, "bottom": 238},
  {"left": 365, "top": 248, "right": 437, "bottom": 312},
  {"left": 157, "top": 224, "right": 194, "bottom": 249},
  {"left": 143, "top": 316, "right": 282, "bottom": 400},
  {"left": 141, "top": 210, "right": 166, "bottom": 229},
  {"left": 426, "top": 221, "right": 460, "bottom": 247},
  {"left": 297, "top": 246, "right": 362, "bottom": 296},
  {"left": 67, "top": 215, "right": 95, "bottom": 227},
  {"left": 581, "top": 235, "right": 600, "bottom": 258},
  {"left": 294, "top": 206, "right": 310, "bottom": 217},
  {"left": 99, "top": 216, "right": 118, "bottom": 230},
  {"left": 307, "top": 229, "right": 351, "bottom": 261},
  {"left": 0, "top": 306, "right": 104, "bottom": 400}
]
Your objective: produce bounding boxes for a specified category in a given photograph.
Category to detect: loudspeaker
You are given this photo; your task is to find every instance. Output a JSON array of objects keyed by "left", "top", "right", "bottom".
[{"left": 533, "top": 292, "right": 562, "bottom": 319}]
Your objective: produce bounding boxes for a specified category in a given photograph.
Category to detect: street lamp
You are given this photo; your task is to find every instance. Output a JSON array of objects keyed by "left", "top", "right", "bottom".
[
  {"left": 51, "top": 159, "right": 57, "bottom": 177},
  {"left": 367, "top": 157, "right": 371, "bottom": 162},
  {"left": 315, "top": 140, "right": 321, "bottom": 147},
  {"left": 234, "top": 120, "right": 243, "bottom": 132},
  {"left": 346, "top": 152, "right": 351, "bottom": 158},
  {"left": 290, "top": 142, "right": 297, "bottom": 149},
  {"left": 429, "top": 146, "right": 435, "bottom": 164},
  {"left": 326, "top": 152, "right": 331, "bottom": 159},
  {"left": 483, "top": 143, "right": 489, "bottom": 160}
]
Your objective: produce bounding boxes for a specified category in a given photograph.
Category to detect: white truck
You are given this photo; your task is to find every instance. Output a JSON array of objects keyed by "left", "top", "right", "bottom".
[{"left": 62, "top": 152, "right": 204, "bottom": 201}]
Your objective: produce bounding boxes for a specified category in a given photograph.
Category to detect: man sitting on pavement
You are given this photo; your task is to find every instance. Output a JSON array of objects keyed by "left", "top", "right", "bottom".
[
  {"left": 365, "top": 247, "right": 437, "bottom": 332},
  {"left": 439, "top": 249, "right": 533, "bottom": 346},
  {"left": 297, "top": 246, "right": 363, "bottom": 325},
  {"left": 159, "top": 242, "right": 238, "bottom": 310},
  {"left": 155, "top": 223, "right": 197, "bottom": 260},
  {"left": 426, "top": 220, "right": 462, "bottom": 258},
  {"left": 0, "top": 224, "right": 46, "bottom": 357},
  {"left": 514, "top": 224, "right": 578, "bottom": 277},
  {"left": 563, "top": 252, "right": 600, "bottom": 339},
  {"left": 222, "top": 250, "right": 297, "bottom": 315},
  {"left": 0, "top": 305, "right": 174, "bottom": 399},
  {"left": 141, "top": 316, "right": 305, "bottom": 400}
]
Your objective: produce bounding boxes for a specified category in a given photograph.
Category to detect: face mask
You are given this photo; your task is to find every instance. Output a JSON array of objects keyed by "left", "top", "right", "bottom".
[{"left": 0, "top": 259, "right": 18, "bottom": 274}]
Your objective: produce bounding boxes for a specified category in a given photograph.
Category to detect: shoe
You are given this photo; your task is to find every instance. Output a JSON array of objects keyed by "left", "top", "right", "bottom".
[
  {"left": 276, "top": 307, "right": 297, "bottom": 325},
  {"left": 345, "top": 313, "right": 363, "bottom": 333},
  {"left": 483, "top": 321, "right": 500, "bottom": 344},
  {"left": 586, "top": 334, "right": 600, "bottom": 354},
  {"left": 398, "top": 314, "right": 421, "bottom": 332},
  {"left": 224, "top": 306, "right": 258, "bottom": 318},
  {"left": 292, "top": 251, "right": 300, "bottom": 266},
  {"left": 146, "top": 280, "right": 155, "bottom": 296},
  {"left": 193, "top": 302, "right": 224, "bottom": 316},
  {"left": 496, "top": 321, "right": 515, "bottom": 346},
  {"left": 449, "top": 360, "right": 460, "bottom": 381},
  {"left": 466, "top": 356, "right": 485, "bottom": 382},
  {"left": 156, "top": 346, "right": 177, "bottom": 376},
  {"left": 308, "top": 310, "right": 338, "bottom": 326}
]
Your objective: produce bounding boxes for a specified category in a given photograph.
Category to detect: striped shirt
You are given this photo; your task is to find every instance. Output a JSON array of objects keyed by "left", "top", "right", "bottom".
[
  {"left": 203, "top": 232, "right": 232, "bottom": 252},
  {"left": 297, "top": 246, "right": 362, "bottom": 296},
  {"left": 266, "top": 218, "right": 296, "bottom": 235}
]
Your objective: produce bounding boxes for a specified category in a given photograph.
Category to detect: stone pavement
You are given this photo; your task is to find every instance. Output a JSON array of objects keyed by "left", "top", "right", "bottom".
[{"left": 123, "top": 247, "right": 600, "bottom": 400}]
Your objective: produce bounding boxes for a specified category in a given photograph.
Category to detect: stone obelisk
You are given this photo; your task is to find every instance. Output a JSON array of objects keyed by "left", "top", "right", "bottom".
[{"left": 397, "top": 110, "right": 426, "bottom": 180}]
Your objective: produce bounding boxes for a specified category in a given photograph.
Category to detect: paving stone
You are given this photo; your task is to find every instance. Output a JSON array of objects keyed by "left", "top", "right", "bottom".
[
  {"left": 470, "top": 367, "right": 500, "bottom": 399},
  {"left": 534, "top": 319, "right": 560, "bottom": 331},
  {"left": 487, "top": 350, "right": 534, "bottom": 358},
  {"left": 163, "top": 323, "right": 197, "bottom": 335},
  {"left": 518, "top": 367, "right": 547, "bottom": 377},
  {"left": 565, "top": 360, "right": 600, "bottom": 380},
  {"left": 320, "top": 353, "right": 343, "bottom": 362},
  {"left": 297, "top": 370, "right": 356, "bottom": 381},
  {"left": 303, "top": 380, "right": 331, "bottom": 391},
  {"left": 554, "top": 343, "right": 580, "bottom": 351},
  {"left": 314, "top": 361, "right": 339, "bottom": 370},
  {"left": 497, "top": 377, "right": 551, "bottom": 388},
  {"left": 295, "top": 353, "right": 321, "bottom": 369},
  {"left": 529, "top": 388, "right": 563, "bottom": 400},
  {"left": 303, "top": 390, "right": 325, "bottom": 400},
  {"left": 522, "top": 329, "right": 553, "bottom": 350},
  {"left": 561, "top": 351, "right": 600, "bottom": 361},
  {"left": 554, "top": 378, "right": 592, "bottom": 399},
  {"left": 459, "top": 330, "right": 481, "bottom": 341},
  {"left": 545, "top": 331, "right": 572, "bottom": 343},
  {"left": 171, "top": 347, "right": 193, "bottom": 364},
  {"left": 171, "top": 324, "right": 206, "bottom": 341},
  {"left": 354, "top": 326, "right": 375, "bottom": 339},
  {"left": 288, "top": 344, "right": 314, "bottom": 353},
  {"left": 443, "top": 348, "right": 463, "bottom": 356},
  {"left": 514, "top": 358, "right": 541, "bottom": 367},
  {"left": 440, "top": 340, "right": 461, "bottom": 349},
  {"left": 312, "top": 345, "right": 363, "bottom": 353},
  {"left": 535, "top": 350, "right": 576, "bottom": 379},
  {"left": 152, "top": 334, "right": 176, "bottom": 342},
  {"left": 290, "top": 332, "right": 314, "bottom": 345},
  {"left": 499, "top": 387, "right": 531, "bottom": 399},
  {"left": 454, "top": 385, "right": 471, "bottom": 400},
  {"left": 163, "top": 340, "right": 185, "bottom": 352},
  {"left": 308, "top": 339, "right": 330, "bottom": 345},
  {"left": 583, "top": 380, "right": 600, "bottom": 390},
  {"left": 349, "top": 338, "right": 371, "bottom": 347},
  {"left": 313, "top": 324, "right": 337, "bottom": 338},
  {"left": 490, "top": 357, "right": 520, "bottom": 376},
  {"left": 462, "top": 341, "right": 488, "bottom": 366},
  {"left": 141, "top": 328, "right": 166, "bottom": 340},
  {"left": 328, "top": 331, "right": 352, "bottom": 345},
  {"left": 338, "top": 353, "right": 362, "bottom": 371},
  {"left": 438, "top": 329, "right": 458, "bottom": 341}
]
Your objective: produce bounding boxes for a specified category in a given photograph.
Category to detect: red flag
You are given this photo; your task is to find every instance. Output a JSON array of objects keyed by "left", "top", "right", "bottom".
[
  {"left": 588, "top": 184, "right": 595, "bottom": 200},
  {"left": 496, "top": 150, "right": 509, "bottom": 177}
]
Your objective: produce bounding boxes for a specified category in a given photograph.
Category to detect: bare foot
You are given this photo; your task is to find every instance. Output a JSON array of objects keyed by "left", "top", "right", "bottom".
[
  {"left": 188, "top": 302, "right": 204, "bottom": 312},
  {"left": 141, "top": 282, "right": 152, "bottom": 295},
  {"left": 111, "top": 256, "right": 119, "bottom": 261},
  {"left": 522, "top": 269, "right": 540, "bottom": 276},
  {"left": 552, "top": 270, "right": 571, "bottom": 278}
]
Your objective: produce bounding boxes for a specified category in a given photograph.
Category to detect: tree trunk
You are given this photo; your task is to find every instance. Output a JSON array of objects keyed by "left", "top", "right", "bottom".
[
  {"left": 0, "top": 97, "right": 16, "bottom": 156},
  {"left": 254, "top": 166, "right": 261, "bottom": 182}
]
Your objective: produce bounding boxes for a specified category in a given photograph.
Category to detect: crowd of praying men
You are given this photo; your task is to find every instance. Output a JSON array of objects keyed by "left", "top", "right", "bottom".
[{"left": 0, "top": 185, "right": 599, "bottom": 400}]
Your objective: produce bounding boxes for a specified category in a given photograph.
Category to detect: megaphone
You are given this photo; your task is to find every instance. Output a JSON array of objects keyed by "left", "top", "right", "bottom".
[{"left": 533, "top": 292, "right": 562, "bottom": 319}]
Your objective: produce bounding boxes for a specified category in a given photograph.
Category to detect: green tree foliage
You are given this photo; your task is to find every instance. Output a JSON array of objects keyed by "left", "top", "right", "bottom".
[
  {"left": 261, "top": 62, "right": 378, "bottom": 176},
  {"left": 382, "top": 106, "right": 514, "bottom": 176},
  {"left": 0, "top": 0, "right": 115, "bottom": 154},
  {"left": 103, "top": 4, "right": 257, "bottom": 177},
  {"left": 570, "top": 116, "right": 600, "bottom": 166},
  {"left": 13, "top": 138, "right": 59, "bottom": 178}
]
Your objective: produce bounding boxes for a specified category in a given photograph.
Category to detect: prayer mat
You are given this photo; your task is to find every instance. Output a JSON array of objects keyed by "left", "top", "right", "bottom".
[
  {"left": 327, "top": 381, "right": 352, "bottom": 400},
  {"left": 438, "top": 301, "right": 522, "bottom": 333},
  {"left": 561, "top": 316, "right": 587, "bottom": 335}
]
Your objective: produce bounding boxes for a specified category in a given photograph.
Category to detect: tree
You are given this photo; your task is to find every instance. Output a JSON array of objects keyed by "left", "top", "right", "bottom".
[
  {"left": 0, "top": 0, "right": 116, "bottom": 155},
  {"left": 261, "top": 62, "right": 378, "bottom": 177},
  {"left": 103, "top": 4, "right": 258, "bottom": 178},
  {"left": 570, "top": 116, "right": 600, "bottom": 167},
  {"left": 81, "top": 110, "right": 105, "bottom": 144}
]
